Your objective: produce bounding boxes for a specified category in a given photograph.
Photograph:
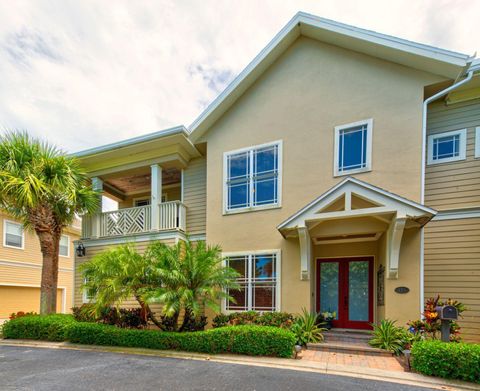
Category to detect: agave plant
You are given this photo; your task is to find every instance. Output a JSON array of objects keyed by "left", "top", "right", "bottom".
[
  {"left": 369, "top": 319, "right": 407, "bottom": 355},
  {"left": 291, "top": 308, "right": 326, "bottom": 346}
]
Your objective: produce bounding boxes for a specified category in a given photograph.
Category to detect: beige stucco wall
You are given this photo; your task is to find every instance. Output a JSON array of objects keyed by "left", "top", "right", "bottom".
[{"left": 201, "top": 36, "right": 438, "bottom": 318}]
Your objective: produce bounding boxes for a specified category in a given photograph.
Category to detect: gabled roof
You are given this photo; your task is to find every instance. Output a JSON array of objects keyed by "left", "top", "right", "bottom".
[
  {"left": 189, "top": 11, "right": 472, "bottom": 142},
  {"left": 277, "top": 177, "right": 436, "bottom": 231}
]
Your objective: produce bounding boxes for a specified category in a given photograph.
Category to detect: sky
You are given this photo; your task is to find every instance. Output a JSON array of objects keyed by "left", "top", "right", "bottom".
[{"left": 0, "top": 0, "right": 478, "bottom": 154}]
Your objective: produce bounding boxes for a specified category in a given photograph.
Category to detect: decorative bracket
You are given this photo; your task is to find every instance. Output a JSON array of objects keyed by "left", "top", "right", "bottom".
[
  {"left": 387, "top": 216, "right": 406, "bottom": 279},
  {"left": 298, "top": 226, "right": 311, "bottom": 280}
]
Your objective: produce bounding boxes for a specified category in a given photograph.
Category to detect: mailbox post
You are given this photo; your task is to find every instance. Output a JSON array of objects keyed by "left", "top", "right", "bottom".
[{"left": 435, "top": 305, "right": 458, "bottom": 342}]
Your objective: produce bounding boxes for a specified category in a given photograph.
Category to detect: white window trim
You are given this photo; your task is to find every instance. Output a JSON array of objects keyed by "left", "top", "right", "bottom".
[
  {"left": 334, "top": 118, "right": 373, "bottom": 177},
  {"left": 3, "top": 219, "right": 24, "bottom": 250},
  {"left": 221, "top": 249, "right": 281, "bottom": 313},
  {"left": 475, "top": 127, "right": 480, "bottom": 159},
  {"left": 59, "top": 234, "right": 70, "bottom": 258},
  {"left": 82, "top": 277, "right": 96, "bottom": 304},
  {"left": 427, "top": 128, "right": 467, "bottom": 165},
  {"left": 223, "top": 140, "right": 283, "bottom": 215}
]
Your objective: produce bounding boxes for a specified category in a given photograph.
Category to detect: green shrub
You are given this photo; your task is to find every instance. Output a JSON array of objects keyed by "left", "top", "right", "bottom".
[
  {"left": 72, "top": 304, "right": 97, "bottom": 322},
  {"left": 212, "top": 311, "right": 294, "bottom": 329},
  {"left": 2, "top": 314, "right": 76, "bottom": 341},
  {"left": 411, "top": 340, "right": 480, "bottom": 383},
  {"left": 291, "top": 308, "right": 325, "bottom": 346},
  {"left": 67, "top": 322, "right": 295, "bottom": 358},
  {"left": 369, "top": 319, "right": 406, "bottom": 355}
]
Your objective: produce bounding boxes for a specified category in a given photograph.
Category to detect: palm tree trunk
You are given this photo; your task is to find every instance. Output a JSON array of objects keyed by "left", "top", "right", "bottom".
[
  {"left": 179, "top": 308, "right": 193, "bottom": 332},
  {"left": 134, "top": 294, "right": 162, "bottom": 328},
  {"left": 38, "top": 231, "right": 60, "bottom": 314}
]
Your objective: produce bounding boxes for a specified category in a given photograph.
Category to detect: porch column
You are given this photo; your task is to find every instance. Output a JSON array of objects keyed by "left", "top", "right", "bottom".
[
  {"left": 298, "top": 226, "right": 311, "bottom": 281},
  {"left": 150, "top": 164, "right": 162, "bottom": 230},
  {"left": 91, "top": 177, "right": 103, "bottom": 238}
]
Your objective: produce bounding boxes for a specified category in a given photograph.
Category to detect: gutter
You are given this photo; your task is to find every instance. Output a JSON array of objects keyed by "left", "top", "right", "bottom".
[{"left": 419, "top": 67, "right": 474, "bottom": 316}]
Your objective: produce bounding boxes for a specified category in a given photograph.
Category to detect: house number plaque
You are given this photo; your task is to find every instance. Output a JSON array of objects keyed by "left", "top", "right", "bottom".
[{"left": 394, "top": 286, "right": 410, "bottom": 294}]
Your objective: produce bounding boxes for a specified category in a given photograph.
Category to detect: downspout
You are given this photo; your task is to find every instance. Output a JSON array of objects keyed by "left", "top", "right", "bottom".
[{"left": 419, "top": 69, "right": 474, "bottom": 315}]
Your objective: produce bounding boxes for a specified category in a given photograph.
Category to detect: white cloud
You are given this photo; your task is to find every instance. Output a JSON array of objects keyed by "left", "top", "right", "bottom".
[{"left": 0, "top": 0, "right": 478, "bottom": 153}]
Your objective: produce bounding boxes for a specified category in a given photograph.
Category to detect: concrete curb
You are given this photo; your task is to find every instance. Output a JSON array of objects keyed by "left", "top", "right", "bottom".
[{"left": 1, "top": 339, "right": 478, "bottom": 391}]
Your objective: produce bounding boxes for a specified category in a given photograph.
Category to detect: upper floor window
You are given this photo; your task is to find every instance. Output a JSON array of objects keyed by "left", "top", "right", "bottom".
[
  {"left": 334, "top": 119, "right": 373, "bottom": 176},
  {"left": 427, "top": 129, "right": 466, "bottom": 165},
  {"left": 224, "top": 251, "right": 280, "bottom": 312},
  {"left": 59, "top": 235, "right": 69, "bottom": 257},
  {"left": 3, "top": 220, "right": 24, "bottom": 249},
  {"left": 224, "top": 141, "right": 282, "bottom": 213}
]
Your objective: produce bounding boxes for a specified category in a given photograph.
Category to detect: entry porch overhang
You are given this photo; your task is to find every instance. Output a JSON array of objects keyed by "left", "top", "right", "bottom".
[{"left": 277, "top": 177, "right": 436, "bottom": 280}]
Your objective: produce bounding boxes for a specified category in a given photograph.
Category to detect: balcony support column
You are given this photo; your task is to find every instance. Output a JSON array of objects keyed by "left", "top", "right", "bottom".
[
  {"left": 151, "top": 164, "right": 163, "bottom": 230},
  {"left": 91, "top": 177, "right": 104, "bottom": 238}
]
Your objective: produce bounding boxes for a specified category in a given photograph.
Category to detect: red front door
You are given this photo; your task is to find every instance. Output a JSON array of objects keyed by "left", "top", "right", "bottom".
[{"left": 316, "top": 257, "right": 373, "bottom": 330}]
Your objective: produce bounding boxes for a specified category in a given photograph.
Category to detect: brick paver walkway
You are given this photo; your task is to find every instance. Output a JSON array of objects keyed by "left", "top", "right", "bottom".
[{"left": 299, "top": 349, "right": 406, "bottom": 371}]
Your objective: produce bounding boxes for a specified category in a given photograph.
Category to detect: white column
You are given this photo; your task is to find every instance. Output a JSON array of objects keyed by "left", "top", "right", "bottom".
[
  {"left": 298, "top": 226, "right": 311, "bottom": 281},
  {"left": 151, "top": 164, "right": 162, "bottom": 230},
  {"left": 91, "top": 177, "right": 103, "bottom": 238},
  {"left": 180, "top": 169, "right": 184, "bottom": 203}
]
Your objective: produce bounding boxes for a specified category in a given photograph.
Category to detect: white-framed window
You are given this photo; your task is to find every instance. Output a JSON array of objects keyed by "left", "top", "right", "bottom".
[
  {"left": 475, "top": 127, "right": 480, "bottom": 158},
  {"left": 223, "top": 140, "right": 282, "bottom": 213},
  {"left": 334, "top": 119, "right": 373, "bottom": 176},
  {"left": 82, "top": 277, "right": 96, "bottom": 303},
  {"left": 224, "top": 250, "right": 281, "bottom": 312},
  {"left": 3, "top": 220, "right": 24, "bottom": 249},
  {"left": 133, "top": 194, "right": 167, "bottom": 207},
  {"left": 427, "top": 129, "right": 467, "bottom": 165},
  {"left": 59, "top": 235, "right": 69, "bottom": 257}
]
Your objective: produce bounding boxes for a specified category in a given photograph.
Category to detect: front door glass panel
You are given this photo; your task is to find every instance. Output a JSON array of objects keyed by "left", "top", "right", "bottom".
[
  {"left": 348, "top": 261, "right": 369, "bottom": 321},
  {"left": 319, "top": 262, "right": 339, "bottom": 319}
]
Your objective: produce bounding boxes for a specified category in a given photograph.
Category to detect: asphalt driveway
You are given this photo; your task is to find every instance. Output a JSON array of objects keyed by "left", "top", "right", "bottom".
[{"left": 0, "top": 345, "right": 437, "bottom": 391}]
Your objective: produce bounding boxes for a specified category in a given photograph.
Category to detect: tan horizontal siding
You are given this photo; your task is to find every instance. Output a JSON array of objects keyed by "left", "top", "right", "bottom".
[
  {"left": 425, "top": 99, "right": 480, "bottom": 211},
  {"left": 183, "top": 156, "right": 206, "bottom": 235},
  {"left": 424, "top": 218, "right": 480, "bottom": 342},
  {"left": 74, "top": 238, "right": 176, "bottom": 308}
]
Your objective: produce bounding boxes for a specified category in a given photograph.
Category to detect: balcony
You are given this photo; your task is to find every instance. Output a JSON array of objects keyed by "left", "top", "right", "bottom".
[{"left": 81, "top": 201, "right": 186, "bottom": 239}]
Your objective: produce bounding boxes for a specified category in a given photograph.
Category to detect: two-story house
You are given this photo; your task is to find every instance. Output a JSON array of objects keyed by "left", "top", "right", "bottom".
[
  {"left": 0, "top": 212, "right": 80, "bottom": 321},
  {"left": 72, "top": 13, "right": 479, "bottom": 341}
]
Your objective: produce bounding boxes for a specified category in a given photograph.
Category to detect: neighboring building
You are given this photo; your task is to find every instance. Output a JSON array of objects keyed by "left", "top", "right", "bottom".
[
  {"left": 73, "top": 13, "right": 480, "bottom": 341},
  {"left": 0, "top": 212, "right": 80, "bottom": 321}
]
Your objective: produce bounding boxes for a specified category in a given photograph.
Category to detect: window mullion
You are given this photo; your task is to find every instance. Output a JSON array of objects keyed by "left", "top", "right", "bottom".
[
  {"left": 249, "top": 150, "right": 254, "bottom": 208},
  {"left": 247, "top": 254, "right": 253, "bottom": 310}
]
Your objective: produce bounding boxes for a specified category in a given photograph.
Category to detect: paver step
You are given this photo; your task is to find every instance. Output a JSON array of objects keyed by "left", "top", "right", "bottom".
[
  {"left": 307, "top": 341, "right": 393, "bottom": 357},
  {"left": 323, "top": 330, "right": 372, "bottom": 343}
]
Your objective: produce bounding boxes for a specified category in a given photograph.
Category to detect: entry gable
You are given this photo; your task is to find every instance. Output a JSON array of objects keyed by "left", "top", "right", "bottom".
[{"left": 278, "top": 177, "right": 436, "bottom": 233}]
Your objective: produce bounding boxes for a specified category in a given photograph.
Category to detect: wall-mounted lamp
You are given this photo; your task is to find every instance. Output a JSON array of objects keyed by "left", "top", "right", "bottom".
[{"left": 76, "top": 243, "right": 86, "bottom": 257}]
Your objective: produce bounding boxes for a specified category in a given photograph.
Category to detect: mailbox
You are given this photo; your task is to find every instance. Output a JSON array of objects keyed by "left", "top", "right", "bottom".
[{"left": 436, "top": 305, "right": 458, "bottom": 320}]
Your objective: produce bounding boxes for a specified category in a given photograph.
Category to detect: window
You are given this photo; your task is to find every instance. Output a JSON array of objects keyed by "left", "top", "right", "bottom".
[
  {"left": 59, "top": 235, "right": 69, "bottom": 257},
  {"left": 334, "top": 119, "right": 373, "bottom": 176},
  {"left": 224, "top": 251, "right": 280, "bottom": 312},
  {"left": 475, "top": 127, "right": 480, "bottom": 158},
  {"left": 224, "top": 141, "right": 282, "bottom": 212},
  {"left": 427, "top": 129, "right": 466, "bottom": 165},
  {"left": 134, "top": 194, "right": 167, "bottom": 207},
  {"left": 3, "top": 220, "right": 24, "bottom": 249},
  {"left": 82, "top": 277, "right": 96, "bottom": 303}
]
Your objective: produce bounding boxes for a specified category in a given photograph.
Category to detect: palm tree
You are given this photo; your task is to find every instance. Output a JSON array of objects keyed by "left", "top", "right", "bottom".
[
  {"left": 145, "top": 239, "right": 239, "bottom": 331},
  {"left": 79, "top": 244, "right": 163, "bottom": 327},
  {"left": 0, "top": 131, "right": 99, "bottom": 314}
]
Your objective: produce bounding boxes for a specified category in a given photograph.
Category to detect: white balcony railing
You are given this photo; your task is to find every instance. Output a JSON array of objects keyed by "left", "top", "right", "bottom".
[{"left": 81, "top": 201, "right": 186, "bottom": 239}]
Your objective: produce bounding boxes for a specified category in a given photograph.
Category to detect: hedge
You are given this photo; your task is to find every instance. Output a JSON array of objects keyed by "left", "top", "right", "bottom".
[
  {"left": 2, "top": 315, "right": 295, "bottom": 358},
  {"left": 411, "top": 340, "right": 480, "bottom": 383},
  {"left": 2, "top": 314, "right": 76, "bottom": 342}
]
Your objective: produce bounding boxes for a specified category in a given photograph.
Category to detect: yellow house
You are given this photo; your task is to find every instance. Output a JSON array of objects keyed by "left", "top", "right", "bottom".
[
  {"left": 72, "top": 13, "right": 480, "bottom": 341},
  {"left": 0, "top": 212, "right": 80, "bottom": 321}
]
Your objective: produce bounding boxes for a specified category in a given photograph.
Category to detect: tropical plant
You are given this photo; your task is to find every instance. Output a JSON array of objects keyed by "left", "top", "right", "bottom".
[
  {"left": 0, "top": 131, "right": 99, "bottom": 314},
  {"left": 291, "top": 308, "right": 325, "bottom": 346},
  {"left": 79, "top": 244, "right": 163, "bottom": 327},
  {"left": 369, "top": 319, "right": 406, "bottom": 355},
  {"left": 144, "top": 239, "right": 240, "bottom": 331}
]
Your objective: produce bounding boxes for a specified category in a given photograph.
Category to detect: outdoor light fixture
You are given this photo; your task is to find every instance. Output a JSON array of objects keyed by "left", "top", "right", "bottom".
[{"left": 76, "top": 243, "right": 86, "bottom": 257}]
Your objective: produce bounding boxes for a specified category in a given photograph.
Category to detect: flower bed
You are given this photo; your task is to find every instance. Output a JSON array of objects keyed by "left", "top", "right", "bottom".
[{"left": 2, "top": 314, "right": 295, "bottom": 358}]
